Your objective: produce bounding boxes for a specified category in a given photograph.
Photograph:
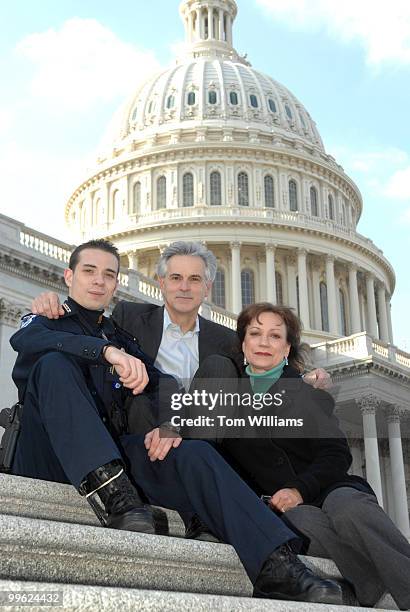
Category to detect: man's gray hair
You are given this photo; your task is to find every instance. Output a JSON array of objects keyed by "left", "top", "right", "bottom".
[{"left": 156, "top": 241, "right": 217, "bottom": 282}]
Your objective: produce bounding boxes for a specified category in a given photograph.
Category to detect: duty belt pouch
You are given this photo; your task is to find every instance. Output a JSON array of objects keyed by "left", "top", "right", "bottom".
[{"left": 0, "top": 403, "right": 23, "bottom": 473}]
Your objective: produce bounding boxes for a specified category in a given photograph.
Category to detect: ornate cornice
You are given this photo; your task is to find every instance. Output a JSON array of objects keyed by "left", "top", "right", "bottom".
[
  {"left": 0, "top": 250, "right": 65, "bottom": 292},
  {"left": 0, "top": 299, "right": 26, "bottom": 326}
]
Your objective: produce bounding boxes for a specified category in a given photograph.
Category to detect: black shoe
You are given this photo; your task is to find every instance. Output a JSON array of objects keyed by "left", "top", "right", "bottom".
[
  {"left": 184, "top": 514, "right": 220, "bottom": 543},
  {"left": 254, "top": 542, "right": 342, "bottom": 604},
  {"left": 80, "top": 460, "right": 155, "bottom": 534}
]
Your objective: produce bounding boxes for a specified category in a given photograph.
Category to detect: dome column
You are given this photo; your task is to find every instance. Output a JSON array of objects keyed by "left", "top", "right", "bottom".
[
  {"left": 265, "top": 244, "right": 277, "bottom": 304},
  {"left": 366, "top": 274, "right": 378, "bottom": 338},
  {"left": 208, "top": 7, "right": 214, "bottom": 39},
  {"left": 325, "top": 255, "right": 338, "bottom": 334},
  {"left": 230, "top": 241, "right": 242, "bottom": 314},
  {"left": 218, "top": 9, "right": 224, "bottom": 41},
  {"left": 297, "top": 248, "right": 310, "bottom": 330},
  {"left": 377, "top": 283, "right": 389, "bottom": 343},
  {"left": 386, "top": 407, "right": 410, "bottom": 537},
  {"left": 348, "top": 263, "right": 361, "bottom": 333},
  {"left": 386, "top": 296, "right": 394, "bottom": 344},
  {"left": 358, "top": 396, "right": 384, "bottom": 508},
  {"left": 286, "top": 255, "right": 298, "bottom": 311},
  {"left": 311, "top": 260, "right": 322, "bottom": 330},
  {"left": 127, "top": 250, "right": 139, "bottom": 271},
  {"left": 226, "top": 13, "right": 233, "bottom": 46}
]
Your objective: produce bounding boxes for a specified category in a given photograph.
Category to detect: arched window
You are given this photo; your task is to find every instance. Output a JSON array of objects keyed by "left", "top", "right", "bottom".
[
  {"left": 166, "top": 95, "right": 175, "bottom": 109},
  {"left": 320, "top": 282, "right": 329, "bottom": 332},
  {"left": 94, "top": 198, "right": 102, "bottom": 223},
  {"left": 289, "top": 180, "right": 298, "bottom": 211},
  {"left": 264, "top": 175, "right": 275, "bottom": 208},
  {"left": 230, "top": 91, "right": 238, "bottom": 105},
  {"left": 285, "top": 104, "right": 293, "bottom": 119},
  {"left": 212, "top": 268, "right": 226, "bottom": 308},
  {"left": 310, "top": 186, "right": 318, "bottom": 216},
  {"left": 238, "top": 172, "right": 249, "bottom": 206},
  {"left": 250, "top": 94, "right": 259, "bottom": 108},
  {"left": 131, "top": 107, "right": 138, "bottom": 121},
  {"left": 210, "top": 171, "right": 222, "bottom": 206},
  {"left": 299, "top": 112, "right": 307, "bottom": 129},
  {"left": 147, "top": 100, "right": 154, "bottom": 114},
  {"left": 132, "top": 182, "right": 141, "bottom": 214},
  {"left": 328, "top": 194, "right": 334, "bottom": 220},
  {"left": 241, "top": 269, "right": 255, "bottom": 307},
  {"left": 339, "top": 289, "right": 347, "bottom": 336},
  {"left": 268, "top": 98, "right": 277, "bottom": 113},
  {"left": 187, "top": 92, "right": 196, "bottom": 106},
  {"left": 208, "top": 90, "right": 217, "bottom": 105},
  {"left": 275, "top": 272, "right": 283, "bottom": 305},
  {"left": 157, "top": 176, "right": 166, "bottom": 209},
  {"left": 182, "top": 172, "right": 194, "bottom": 207}
]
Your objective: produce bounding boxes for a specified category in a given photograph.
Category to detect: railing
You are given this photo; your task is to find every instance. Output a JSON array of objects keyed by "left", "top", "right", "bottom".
[
  {"left": 20, "top": 231, "right": 73, "bottom": 264},
  {"left": 210, "top": 304, "right": 237, "bottom": 330},
  {"left": 311, "top": 332, "right": 410, "bottom": 371},
  {"left": 102, "top": 206, "right": 387, "bottom": 264}
]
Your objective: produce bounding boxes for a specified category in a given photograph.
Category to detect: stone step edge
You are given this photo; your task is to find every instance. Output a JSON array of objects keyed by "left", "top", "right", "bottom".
[{"left": 0, "top": 580, "right": 394, "bottom": 612}]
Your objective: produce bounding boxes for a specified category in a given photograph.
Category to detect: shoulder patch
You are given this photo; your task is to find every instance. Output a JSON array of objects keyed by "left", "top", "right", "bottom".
[{"left": 20, "top": 314, "right": 37, "bottom": 329}]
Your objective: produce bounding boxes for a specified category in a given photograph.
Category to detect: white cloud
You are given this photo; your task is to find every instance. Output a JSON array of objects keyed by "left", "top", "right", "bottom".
[
  {"left": 0, "top": 141, "right": 85, "bottom": 241},
  {"left": 256, "top": 0, "right": 410, "bottom": 67},
  {"left": 385, "top": 166, "right": 410, "bottom": 201},
  {"left": 0, "top": 108, "right": 14, "bottom": 135},
  {"left": 15, "top": 18, "right": 161, "bottom": 112}
]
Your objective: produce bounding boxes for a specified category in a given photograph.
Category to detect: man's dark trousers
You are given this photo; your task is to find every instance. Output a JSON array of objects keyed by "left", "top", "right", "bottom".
[{"left": 12, "top": 351, "right": 299, "bottom": 583}]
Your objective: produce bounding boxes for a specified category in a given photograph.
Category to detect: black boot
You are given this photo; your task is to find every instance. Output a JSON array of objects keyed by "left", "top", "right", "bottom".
[
  {"left": 254, "top": 542, "right": 342, "bottom": 604},
  {"left": 184, "top": 515, "right": 220, "bottom": 543},
  {"left": 80, "top": 460, "right": 155, "bottom": 534}
]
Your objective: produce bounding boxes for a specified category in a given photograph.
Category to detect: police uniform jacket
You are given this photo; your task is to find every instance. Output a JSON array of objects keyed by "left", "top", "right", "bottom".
[
  {"left": 221, "top": 365, "right": 375, "bottom": 507},
  {"left": 10, "top": 299, "right": 178, "bottom": 435}
]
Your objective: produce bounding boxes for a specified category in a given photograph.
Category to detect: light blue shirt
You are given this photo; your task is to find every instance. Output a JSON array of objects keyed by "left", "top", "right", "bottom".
[{"left": 154, "top": 308, "right": 200, "bottom": 390}]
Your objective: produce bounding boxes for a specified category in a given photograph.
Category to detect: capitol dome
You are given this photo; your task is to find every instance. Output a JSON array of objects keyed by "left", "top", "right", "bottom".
[{"left": 66, "top": 0, "right": 395, "bottom": 345}]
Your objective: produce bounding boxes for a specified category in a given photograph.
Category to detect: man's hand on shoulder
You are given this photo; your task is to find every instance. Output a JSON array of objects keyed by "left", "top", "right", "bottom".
[
  {"left": 303, "top": 368, "right": 332, "bottom": 390},
  {"left": 144, "top": 427, "right": 182, "bottom": 462},
  {"left": 31, "top": 292, "right": 63, "bottom": 319},
  {"left": 103, "top": 346, "right": 149, "bottom": 395}
]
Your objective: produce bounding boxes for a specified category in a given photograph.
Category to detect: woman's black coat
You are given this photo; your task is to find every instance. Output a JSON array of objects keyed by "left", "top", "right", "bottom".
[{"left": 220, "top": 365, "right": 374, "bottom": 506}]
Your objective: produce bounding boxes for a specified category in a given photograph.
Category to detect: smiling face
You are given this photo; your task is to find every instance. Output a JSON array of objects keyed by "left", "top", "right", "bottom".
[
  {"left": 158, "top": 254, "right": 211, "bottom": 320},
  {"left": 242, "top": 311, "right": 291, "bottom": 373},
  {"left": 64, "top": 248, "right": 119, "bottom": 311}
]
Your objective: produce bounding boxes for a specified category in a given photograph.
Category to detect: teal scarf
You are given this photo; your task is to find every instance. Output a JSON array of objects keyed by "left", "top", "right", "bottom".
[{"left": 246, "top": 359, "right": 286, "bottom": 395}]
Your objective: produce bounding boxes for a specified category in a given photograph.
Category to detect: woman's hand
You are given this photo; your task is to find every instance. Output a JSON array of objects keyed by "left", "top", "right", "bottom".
[{"left": 269, "top": 488, "right": 303, "bottom": 513}]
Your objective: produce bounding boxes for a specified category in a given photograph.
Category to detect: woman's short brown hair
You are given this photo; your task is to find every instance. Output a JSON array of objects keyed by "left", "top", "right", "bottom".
[{"left": 237, "top": 303, "right": 306, "bottom": 372}]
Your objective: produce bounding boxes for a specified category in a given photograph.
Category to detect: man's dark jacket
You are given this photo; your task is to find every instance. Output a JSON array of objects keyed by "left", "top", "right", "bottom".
[
  {"left": 221, "top": 365, "right": 375, "bottom": 507},
  {"left": 112, "top": 302, "right": 241, "bottom": 367},
  {"left": 11, "top": 301, "right": 178, "bottom": 434}
]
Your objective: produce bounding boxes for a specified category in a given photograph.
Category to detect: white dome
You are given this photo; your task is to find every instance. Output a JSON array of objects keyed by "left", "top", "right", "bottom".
[{"left": 111, "top": 59, "right": 324, "bottom": 153}]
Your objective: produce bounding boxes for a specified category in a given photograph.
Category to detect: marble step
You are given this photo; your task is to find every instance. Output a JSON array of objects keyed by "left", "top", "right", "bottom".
[{"left": 0, "top": 580, "right": 391, "bottom": 612}]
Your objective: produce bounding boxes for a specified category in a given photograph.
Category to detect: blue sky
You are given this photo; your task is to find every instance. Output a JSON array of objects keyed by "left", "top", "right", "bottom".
[{"left": 1, "top": 0, "right": 409, "bottom": 349}]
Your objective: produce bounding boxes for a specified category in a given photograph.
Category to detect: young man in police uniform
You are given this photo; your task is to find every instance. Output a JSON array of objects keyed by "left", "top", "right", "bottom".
[{"left": 14, "top": 239, "right": 342, "bottom": 605}]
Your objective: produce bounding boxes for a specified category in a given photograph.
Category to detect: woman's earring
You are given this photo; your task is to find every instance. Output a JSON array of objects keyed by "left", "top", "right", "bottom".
[
  {"left": 244, "top": 356, "right": 248, "bottom": 366},
  {"left": 284, "top": 355, "right": 289, "bottom": 366}
]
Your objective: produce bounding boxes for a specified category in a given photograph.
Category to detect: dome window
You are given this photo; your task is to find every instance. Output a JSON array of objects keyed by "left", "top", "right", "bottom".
[
  {"left": 241, "top": 269, "right": 255, "bottom": 307},
  {"left": 187, "top": 92, "right": 196, "bottom": 106},
  {"left": 268, "top": 98, "right": 277, "bottom": 113},
  {"left": 328, "top": 194, "right": 335, "bottom": 220},
  {"left": 208, "top": 90, "right": 217, "bottom": 105},
  {"left": 157, "top": 176, "right": 167, "bottom": 209},
  {"left": 299, "top": 112, "right": 306, "bottom": 128},
  {"left": 212, "top": 268, "right": 226, "bottom": 308},
  {"left": 285, "top": 104, "right": 293, "bottom": 119},
  {"left": 148, "top": 100, "right": 155, "bottom": 114},
  {"left": 310, "top": 186, "right": 318, "bottom": 216},
  {"left": 289, "top": 180, "right": 298, "bottom": 211},
  {"left": 264, "top": 175, "right": 275, "bottom": 208},
  {"left": 131, "top": 107, "right": 138, "bottom": 122},
  {"left": 132, "top": 182, "right": 141, "bottom": 215},
  {"left": 230, "top": 91, "right": 239, "bottom": 105},
  {"left": 238, "top": 172, "right": 249, "bottom": 206},
  {"left": 250, "top": 94, "right": 259, "bottom": 108},
  {"left": 210, "top": 171, "right": 222, "bottom": 206},
  {"left": 166, "top": 95, "right": 175, "bottom": 109},
  {"left": 182, "top": 172, "right": 194, "bottom": 207}
]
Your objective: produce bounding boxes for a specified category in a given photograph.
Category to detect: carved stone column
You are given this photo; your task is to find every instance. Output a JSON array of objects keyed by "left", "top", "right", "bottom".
[
  {"left": 386, "top": 407, "right": 410, "bottom": 537},
  {"left": 348, "top": 263, "right": 361, "bottom": 333},
  {"left": 230, "top": 241, "right": 242, "bottom": 314},
  {"left": 311, "top": 260, "right": 322, "bottom": 330},
  {"left": 127, "top": 251, "right": 139, "bottom": 271},
  {"left": 366, "top": 274, "right": 378, "bottom": 338},
  {"left": 297, "top": 248, "right": 310, "bottom": 330},
  {"left": 358, "top": 395, "right": 384, "bottom": 507},
  {"left": 286, "top": 255, "right": 298, "bottom": 311},
  {"left": 265, "top": 244, "right": 276, "bottom": 304},
  {"left": 325, "top": 255, "right": 338, "bottom": 334},
  {"left": 377, "top": 283, "right": 389, "bottom": 343}
]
